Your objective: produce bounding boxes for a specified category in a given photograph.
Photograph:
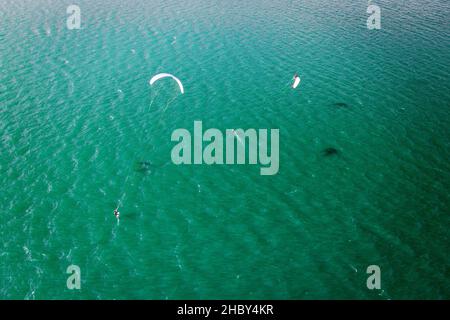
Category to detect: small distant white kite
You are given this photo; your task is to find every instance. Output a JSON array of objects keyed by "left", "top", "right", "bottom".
[
  {"left": 292, "top": 74, "right": 301, "bottom": 89},
  {"left": 149, "top": 73, "right": 184, "bottom": 94}
]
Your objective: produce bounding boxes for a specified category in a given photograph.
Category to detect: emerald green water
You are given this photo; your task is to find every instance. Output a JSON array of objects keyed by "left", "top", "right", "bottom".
[{"left": 0, "top": 0, "right": 449, "bottom": 299}]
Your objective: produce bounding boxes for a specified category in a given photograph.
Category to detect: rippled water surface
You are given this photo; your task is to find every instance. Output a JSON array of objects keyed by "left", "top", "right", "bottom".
[{"left": 0, "top": 0, "right": 449, "bottom": 299}]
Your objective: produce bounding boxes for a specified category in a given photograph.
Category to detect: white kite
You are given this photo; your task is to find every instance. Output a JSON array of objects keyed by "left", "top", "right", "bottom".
[
  {"left": 149, "top": 73, "right": 184, "bottom": 94},
  {"left": 292, "top": 74, "right": 301, "bottom": 89}
]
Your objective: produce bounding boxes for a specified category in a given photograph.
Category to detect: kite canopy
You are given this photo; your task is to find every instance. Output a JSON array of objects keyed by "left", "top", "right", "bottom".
[
  {"left": 292, "top": 76, "right": 301, "bottom": 89},
  {"left": 149, "top": 73, "right": 184, "bottom": 94}
]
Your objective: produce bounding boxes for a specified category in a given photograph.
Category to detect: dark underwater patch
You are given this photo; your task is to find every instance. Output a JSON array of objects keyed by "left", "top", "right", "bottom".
[
  {"left": 323, "top": 147, "right": 339, "bottom": 156},
  {"left": 333, "top": 102, "right": 349, "bottom": 108}
]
